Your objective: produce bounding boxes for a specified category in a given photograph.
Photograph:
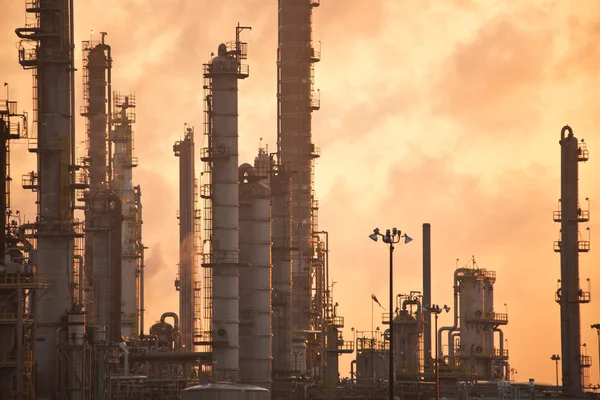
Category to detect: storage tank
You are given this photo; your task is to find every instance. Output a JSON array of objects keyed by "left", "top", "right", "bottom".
[
  {"left": 236, "top": 384, "right": 269, "bottom": 400},
  {"left": 393, "top": 310, "right": 420, "bottom": 375},
  {"left": 182, "top": 383, "right": 245, "bottom": 400},
  {"left": 356, "top": 338, "right": 387, "bottom": 384},
  {"left": 149, "top": 321, "right": 174, "bottom": 348}
]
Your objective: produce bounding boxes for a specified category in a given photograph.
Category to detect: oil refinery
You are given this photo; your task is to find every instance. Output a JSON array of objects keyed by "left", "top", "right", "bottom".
[{"left": 0, "top": 1, "right": 599, "bottom": 399}]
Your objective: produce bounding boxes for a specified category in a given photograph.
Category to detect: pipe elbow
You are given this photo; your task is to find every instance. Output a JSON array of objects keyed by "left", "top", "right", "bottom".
[
  {"left": 561, "top": 125, "right": 572, "bottom": 141},
  {"left": 160, "top": 312, "right": 179, "bottom": 330},
  {"left": 15, "top": 28, "right": 36, "bottom": 39}
]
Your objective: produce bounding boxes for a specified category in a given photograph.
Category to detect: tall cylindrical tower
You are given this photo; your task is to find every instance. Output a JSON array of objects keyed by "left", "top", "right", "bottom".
[
  {"left": 456, "top": 266, "right": 508, "bottom": 380},
  {"left": 239, "top": 164, "right": 273, "bottom": 391},
  {"left": 458, "top": 269, "right": 485, "bottom": 375},
  {"left": 111, "top": 94, "right": 139, "bottom": 338},
  {"left": 202, "top": 32, "right": 250, "bottom": 379},
  {"left": 422, "top": 223, "right": 432, "bottom": 372},
  {"left": 556, "top": 125, "right": 590, "bottom": 397},
  {"left": 174, "top": 127, "right": 197, "bottom": 352},
  {"left": 270, "top": 164, "right": 293, "bottom": 377},
  {"left": 278, "top": 0, "right": 321, "bottom": 372},
  {"left": 81, "top": 37, "right": 111, "bottom": 323},
  {"left": 16, "top": 1, "right": 78, "bottom": 396}
]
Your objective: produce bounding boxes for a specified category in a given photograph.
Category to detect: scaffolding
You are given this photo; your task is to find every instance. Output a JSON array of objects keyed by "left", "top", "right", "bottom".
[{"left": 200, "top": 69, "right": 214, "bottom": 354}]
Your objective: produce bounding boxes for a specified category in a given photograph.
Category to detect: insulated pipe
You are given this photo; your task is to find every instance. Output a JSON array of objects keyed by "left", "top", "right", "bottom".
[
  {"left": 136, "top": 186, "right": 145, "bottom": 335},
  {"left": 17, "top": 223, "right": 35, "bottom": 252},
  {"left": 15, "top": 27, "right": 40, "bottom": 39},
  {"left": 495, "top": 327, "right": 504, "bottom": 354},
  {"left": 438, "top": 269, "right": 460, "bottom": 357}
]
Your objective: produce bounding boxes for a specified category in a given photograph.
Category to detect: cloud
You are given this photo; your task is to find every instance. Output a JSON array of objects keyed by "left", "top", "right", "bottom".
[
  {"left": 2, "top": 0, "right": 600, "bottom": 385},
  {"left": 430, "top": 9, "right": 557, "bottom": 137}
]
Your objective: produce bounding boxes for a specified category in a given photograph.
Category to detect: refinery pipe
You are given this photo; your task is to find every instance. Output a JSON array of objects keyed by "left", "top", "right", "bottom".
[
  {"left": 160, "top": 312, "right": 181, "bottom": 350},
  {"left": 438, "top": 269, "right": 460, "bottom": 358},
  {"left": 160, "top": 312, "right": 179, "bottom": 330},
  {"left": 118, "top": 342, "right": 129, "bottom": 376},
  {"left": 74, "top": 255, "right": 84, "bottom": 307}
]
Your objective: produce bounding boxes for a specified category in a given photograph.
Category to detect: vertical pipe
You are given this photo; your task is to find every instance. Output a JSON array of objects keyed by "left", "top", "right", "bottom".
[
  {"left": 69, "top": 0, "right": 76, "bottom": 218},
  {"left": 0, "top": 118, "right": 6, "bottom": 258},
  {"left": 16, "top": 287, "right": 24, "bottom": 398},
  {"left": 423, "top": 223, "right": 431, "bottom": 372},
  {"left": 137, "top": 186, "right": 145, "bottom": 334},
  {"left": 389, "top": 243, "right": 394, "bottom": 400}
]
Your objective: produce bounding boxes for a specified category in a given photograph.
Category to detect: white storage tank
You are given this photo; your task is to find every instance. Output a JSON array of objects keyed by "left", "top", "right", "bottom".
[
  {"left": 182, "top": 383, "right": 245, "bottom": 400},
  {"left": 236, "top": 384, "right": 269, "bottom": 400}
]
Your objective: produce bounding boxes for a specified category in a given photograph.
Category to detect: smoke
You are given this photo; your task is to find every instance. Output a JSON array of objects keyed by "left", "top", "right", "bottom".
[{"left": 143, "top": 242, "right": 179, "bottom": 326}]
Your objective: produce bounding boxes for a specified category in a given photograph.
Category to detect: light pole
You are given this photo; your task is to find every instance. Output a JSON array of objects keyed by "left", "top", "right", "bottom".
[
  {"left": 427, "top": 304, "right": 450, "bottom": 400},
  {"left": 551, "top": 354, "right": 561, "bottom": 392},
  {"left": 592, "top": 324, "right": 600, "bottom": 386},
  {"left": 369, "top": 227, "right": 412, "bottom": 400}
]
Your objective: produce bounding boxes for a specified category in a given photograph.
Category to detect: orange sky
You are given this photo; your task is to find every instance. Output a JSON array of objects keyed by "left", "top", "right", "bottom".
[{"left": 1, "top": 0, "right": 600, "bottom": 386}]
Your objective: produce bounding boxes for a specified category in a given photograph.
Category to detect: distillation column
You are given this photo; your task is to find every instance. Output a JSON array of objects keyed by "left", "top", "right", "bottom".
[
  {"left": 81, "top": 36, "right": 111, "bottom": 324},
  {"left": 16, "top": 1, "right": 80, "bottom": 397},
  {"left": 202, "top": 33, "right": 249, "bottom": 379},
  {"left": 174, "top": 127, "right": 197, "bottom": 352},
  {"left": 90, "top": 191, "right": 123, "bottom": 342},
  {"left": 277, "top": 0, "right": 321, "bottom": 372},
  {"left": 555, "top": 126, "right": 590, "bottom": 397},
  {"left": 111, "top": 95, "right": 139, "bottom": 338},
  {"left": 239, "top": 164, "right": 273, "bottom": 391},
  {"left": 454, "top": 266, "right": 508, "bottom": 380},
  {"left": 267, "top": 156, "right": 293, "bottom": 389}
]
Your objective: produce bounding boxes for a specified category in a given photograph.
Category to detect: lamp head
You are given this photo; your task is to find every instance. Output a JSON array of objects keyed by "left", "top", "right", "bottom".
[
  {"left": 443, "top": 304, "right": 451, "bottom": 313},
  {"left": 369, "top": 233, "right": 378, "bottom": 242}
]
